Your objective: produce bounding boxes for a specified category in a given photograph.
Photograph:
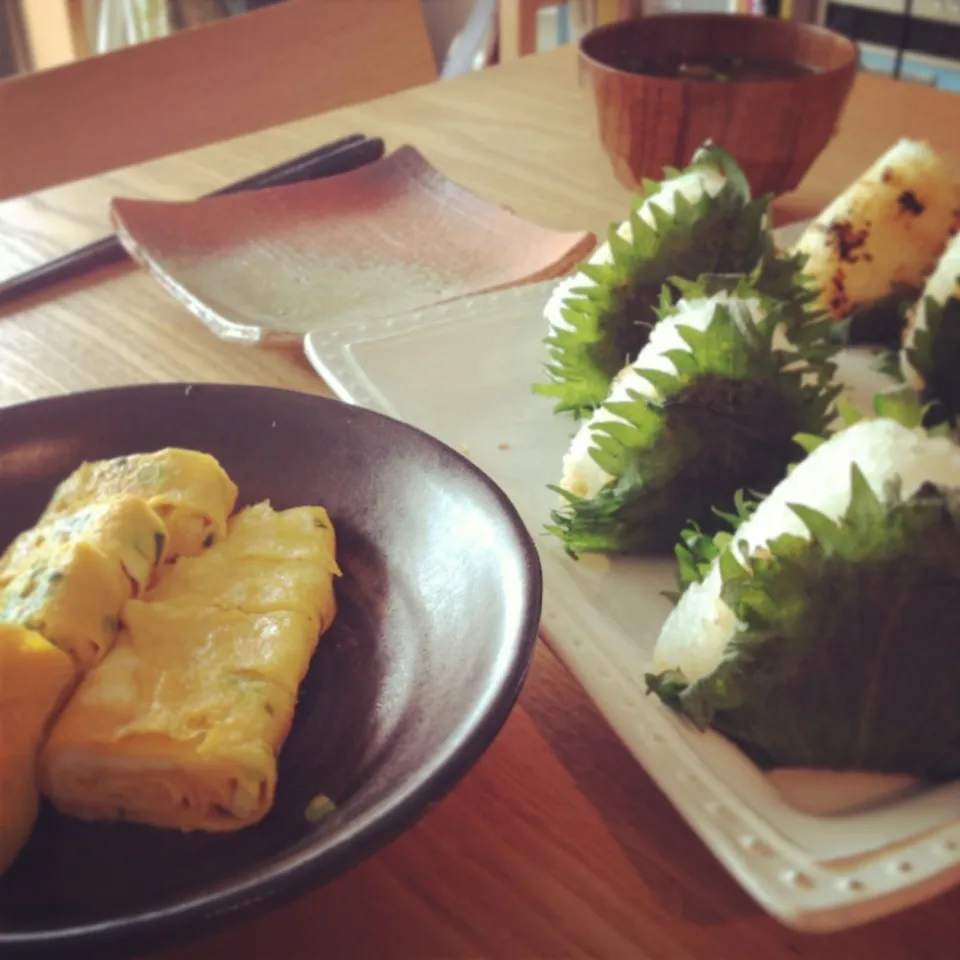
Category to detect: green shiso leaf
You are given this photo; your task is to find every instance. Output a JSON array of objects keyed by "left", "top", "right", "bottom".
[
  {"left": 668, "top": 488, "right": 759, "bottom": 603},
  {"left": 533, "top": 147, "right": 811, "bottom": 418},
  {"left": 835, "top": 395, "right": 865, "bottom": 427},
  {"left": 304, "top": 794, "right": 338, "bottom": 824},
  {"left": 548, "top": 290, "right": 842, "bottom": 557},
  {"left": 646, "top": 465, "right": 960, "bottom": 781},
  {"left": 793, "top": 433, "right": 828, "bottom": 455},
  {"left": 874, "top": 348, "right": 906, "bottom": 383},
  {"left": 829, "top": 384, "right": 951, "bottom": 437},
  {"left": 667, "top": 265, "right": 835, "bottom": 364},
  {"left": 872, "top": 385, "right": 927, "bottom": 429},
  {"left": 694, "top": 144, "right": 750, "bottom": 196},
  {"left": 637, "top": 177, "right": 663, "bottom": 202},
  {"left": 903, "top": 295, "right": 960, "bottom": 428}
]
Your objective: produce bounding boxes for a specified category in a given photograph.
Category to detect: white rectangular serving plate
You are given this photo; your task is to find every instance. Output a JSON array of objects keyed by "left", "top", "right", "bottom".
[{"left": 304, "top": 269, "right": 960, "bottom": 933}]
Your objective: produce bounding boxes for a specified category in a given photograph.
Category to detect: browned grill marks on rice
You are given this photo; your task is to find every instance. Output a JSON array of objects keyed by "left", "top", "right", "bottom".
[
  {"left": 829, "top": 267, "right": 849, "bottom": 314},
  {"left": 897, "top": 190, "right": 925, "bottom": 215},
  {"left": 826, "top": 218, "right": 870, "bottom": 264}
]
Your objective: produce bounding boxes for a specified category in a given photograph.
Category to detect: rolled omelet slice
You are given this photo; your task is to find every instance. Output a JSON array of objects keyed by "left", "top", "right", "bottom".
[
  {"left": 0, "top": 496, "right": 168, "bottom": 671},
  {"left": 793, "top": 139, "right": 960, "bottom": 327},
  {"left": 0, "top": 495, "right": 167, "bottom": 591},
  {"left": 146, "top": 502, "right": 339, "bottom": 631},
  {"left": 40, "top": 504, "right": 339, "bottom": 833},
  {"left": 0, "top": 624, "right": 77, "bottom": 875},
  {"left": 41, "top": 449, "right": 239, "bottom": 559},
  {"left": 219, "top": 501, "right": 338, "bottom": 564}
]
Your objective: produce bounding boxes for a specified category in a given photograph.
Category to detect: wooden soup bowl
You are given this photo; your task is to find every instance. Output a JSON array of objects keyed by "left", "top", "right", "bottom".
[{"left": 578, "top": 14, "right": 859, "bottom": 197}]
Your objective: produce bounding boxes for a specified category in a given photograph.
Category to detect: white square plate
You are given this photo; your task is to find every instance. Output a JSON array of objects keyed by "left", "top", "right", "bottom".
[{"left": 304, "top": 271, "right": 960, "bottom": 933}]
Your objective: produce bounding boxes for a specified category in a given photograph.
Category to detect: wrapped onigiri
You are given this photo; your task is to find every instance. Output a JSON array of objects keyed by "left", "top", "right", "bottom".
[
  {"left": 536, "top": 144, "right": 808, "bottom": 417},
  {"left": 548, "top": 277, "right": 839, "bottom": 557},
  {"left": 792, "top": 139, "right": 960, "bottom": 344},
  {"left": 648, "top": 414, "right": 960, "bottom": 780}
]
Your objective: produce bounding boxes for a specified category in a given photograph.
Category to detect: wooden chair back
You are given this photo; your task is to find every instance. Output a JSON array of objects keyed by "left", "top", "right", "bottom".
[{"left": 0, "top": 0, "right": 437, "bottom": 200}]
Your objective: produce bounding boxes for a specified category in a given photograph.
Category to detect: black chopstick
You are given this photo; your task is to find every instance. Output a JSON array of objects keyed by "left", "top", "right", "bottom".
[{"left": 0, "top": 134, "right": 386, "bottom": 307}]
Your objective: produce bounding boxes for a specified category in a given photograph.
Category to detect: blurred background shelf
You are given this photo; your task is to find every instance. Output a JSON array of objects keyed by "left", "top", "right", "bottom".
[
  {"left": 2, "top": 0, "right": 957, "bottom": 88},
  {"left": 530, "top": 0, "right": 959, "bottom": 88},
  {"left": 824, "top": 0, "right": 960, "bottom": 85}
]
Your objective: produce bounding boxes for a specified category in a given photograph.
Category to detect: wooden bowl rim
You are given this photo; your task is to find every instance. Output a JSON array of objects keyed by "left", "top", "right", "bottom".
[{"left": 577, "top": 13, "right": 859, "bottom": 86}]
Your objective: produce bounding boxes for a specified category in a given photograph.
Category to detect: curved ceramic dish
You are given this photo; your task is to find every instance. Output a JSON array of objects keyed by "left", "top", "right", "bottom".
[
  {"left": 110, "top": 146, "right": 596, "bottom": 344},
  {"left": 304, "top": 253, "right": 960, "bottom": 934},
  {"left": 0, "top": 383, "right": 542, "bottom": 959}
]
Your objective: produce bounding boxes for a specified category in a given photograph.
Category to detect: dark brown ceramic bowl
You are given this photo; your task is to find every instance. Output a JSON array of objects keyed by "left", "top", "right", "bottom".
[
  {"left": 0, "top": 383, "right": 542, "bottom": 959},
  {"left": 578, "top": 14, "right": 858, "bottom": 196}
]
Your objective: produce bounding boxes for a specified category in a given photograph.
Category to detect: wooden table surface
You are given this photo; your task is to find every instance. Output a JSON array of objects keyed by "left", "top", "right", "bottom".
[{"left": 4, "top": 45, "right": 960, "bottom": 960}]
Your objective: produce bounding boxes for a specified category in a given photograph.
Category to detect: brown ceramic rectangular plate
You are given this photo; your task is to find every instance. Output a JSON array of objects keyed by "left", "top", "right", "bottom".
[{"left": 110, "top": 147, "right": 596, "bottom": 344}]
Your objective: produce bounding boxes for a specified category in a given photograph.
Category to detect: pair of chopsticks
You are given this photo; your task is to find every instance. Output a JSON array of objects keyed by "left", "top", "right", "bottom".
[{"left": 0, "top": 133, "right": 386, "bottom": 308}]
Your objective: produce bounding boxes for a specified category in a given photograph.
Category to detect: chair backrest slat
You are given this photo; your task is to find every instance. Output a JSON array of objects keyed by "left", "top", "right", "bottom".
[{"left": 0, "top": 0, "right": 438, "bottom": 200}]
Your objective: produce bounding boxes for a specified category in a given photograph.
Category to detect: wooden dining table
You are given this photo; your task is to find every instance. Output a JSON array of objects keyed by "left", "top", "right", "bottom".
[{"left": 3, "top": 43, "right": 960, "bottom": 960}]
